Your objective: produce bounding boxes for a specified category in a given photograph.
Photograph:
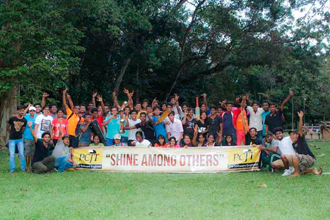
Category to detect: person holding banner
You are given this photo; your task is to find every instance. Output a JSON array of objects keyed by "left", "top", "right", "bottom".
[
  {"left": 168, "top": 137, "right": 181, "bottom": 148},
  {"left": 155, "top": 135, "right": 168, "bottom": 148}
]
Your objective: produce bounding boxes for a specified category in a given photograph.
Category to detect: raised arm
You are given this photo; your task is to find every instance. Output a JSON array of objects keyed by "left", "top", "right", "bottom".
[
  {"left": 92, "top": 92, "right": 97, "bottom": 108},
  {"left": 124, "top": 88, "right": 134, "bottom": 109},
  {"left": 67, "top": 93, "right": 74, "bottom": 110},
  {"left": 96, "top": 94, "right": 105, "bottom": 114},
  {"left": 41, "top": 92, "right": 49, "bottom": 108},
  {"left": 62, "top": 89, "right": 69, "bottom": 109},
  {"left": 174, "top": 94, "right": 181, "bottom": 116},
  {"left": 112, "top": 91, "right": 121, "bottom": 109},
  {"left": 201, "top": 93, "right": 208, "bottom": 110},
  {"left": 192, "top": 125, "right": 198, "bottom": 146},
  {"left": 23, "top": 104, "right": 32, "bottom": 115},
  {"left": 298, "top": 111, "right": 304, "bottom": 137},
  {"left": 280, "top": 89, "right": 293, "bottom": 111}
]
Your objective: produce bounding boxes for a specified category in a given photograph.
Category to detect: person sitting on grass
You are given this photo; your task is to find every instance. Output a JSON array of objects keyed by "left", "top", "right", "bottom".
[
  {"left": 155, "top": 135, "right": 168, "bottom": 148},
  {"left": 113, "top": 134, "right": 125, "bottom": 147},
  {"left": 168, "top": 137, "right": 181, "bottom": 148},
  {"left": 289, "top": 111, "right": 322, "bottom": 177},
  {"left": 258, "top": 134, "right": 281, "bottom": 170},
  {"left": 222, "top": 134, "right": 236, "bottom": 146},
  {"left": 31, "top": 132, "right": 55, "bottom": 174},
  {"left": 245, "top": 127, "right": 263, "bottom": 146},
  {"left": 89, "top": 135, "right": 104, "bottom": 147},
  {"left": 182, "top": 134, "right": 193, "bottom": 148},
  {"left": 132, "top": 131, "right": 152, "bottom": 147},
  {"left": 52, "top": 134, "right": 76, "bottom": 172}
]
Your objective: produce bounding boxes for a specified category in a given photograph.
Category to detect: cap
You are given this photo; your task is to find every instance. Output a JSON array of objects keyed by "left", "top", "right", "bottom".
[
  {"left": 62, "top": 134, "right": 70, "bottom": 140},
  {"left": 114, "top": 134, "right": 121, "bottom": 140},
  {"left": 29, "top": 106, "right": 36, "bottom": 111}
]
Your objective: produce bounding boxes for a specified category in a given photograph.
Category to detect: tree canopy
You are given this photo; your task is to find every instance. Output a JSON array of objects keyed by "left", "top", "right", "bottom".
[{"left": 1, "top": 0, "right": 330, "bottom": 122}]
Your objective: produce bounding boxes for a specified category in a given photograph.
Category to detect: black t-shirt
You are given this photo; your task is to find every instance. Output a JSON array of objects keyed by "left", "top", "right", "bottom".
[
  {"left": 183, "top": 118, "right": 196, "bottom": 137},
  {"left": 265, "top": 110, "right": 283, "bottom": 133},
  {"left": 208, "top": 115, "right": 222, "bottom": 135},
  {"left": 293, "top": 134, "right": 315, "bottom": 159},
  {"left": 32, "top": 140, "right": 54, "bottom": 165},
  {"left": 196, "top": 120, "right": 209, "bottom": 135},
  {"left": 7, "top": 117, "right": 27, "bottom": 140},
  {"left": 245, "top": 135, "right": 262, "bottom": 145},
  {"left": 135, "top": 121, "right": 156, "bottom": 141}
]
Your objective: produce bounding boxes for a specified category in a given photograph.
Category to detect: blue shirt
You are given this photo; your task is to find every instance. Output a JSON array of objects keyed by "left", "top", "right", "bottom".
[
  {"left": 152, "top": 116, "right": 168, "bottom": 140},
  {"left": 262, "top": 111, "right": 271, "bottom": 135},
  {"left": 104, "top": 115, "right": 121, "bottom": 139},
  {"left": 23, "top": 114, "right": 36, "bottom": 140},
  {"left": 79, "top": 123, "right": 92, "bottom": 144},
  {"left": 222, "top": 112, "right": 236, "bottom": 135}
]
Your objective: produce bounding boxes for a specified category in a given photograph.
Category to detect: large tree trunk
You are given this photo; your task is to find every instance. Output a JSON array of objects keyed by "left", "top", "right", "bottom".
[
  {"left": 114, "top": 58, "right": 132, "bottom": 93},
  {"left": 0, "top": 86, "right": 20, "bottom": 148}
]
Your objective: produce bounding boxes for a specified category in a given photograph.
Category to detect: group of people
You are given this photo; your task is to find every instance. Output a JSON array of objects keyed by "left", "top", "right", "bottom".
[{"left": 6, "top": 88, "right": 322, "bottom": 176}]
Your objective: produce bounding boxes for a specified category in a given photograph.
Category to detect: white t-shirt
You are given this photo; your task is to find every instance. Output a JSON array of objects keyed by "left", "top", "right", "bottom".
[
  {"left": 166, "top": 119, "right": 184, "bottom": 141},
  {"left": 136, "top": 139, "right": 151, "bottom": 147},
  {"left": 278, "top": 137, "right": 295, "bottom": 155},
  {"left": 35, "top": 114, "right": 53, "bottom": 139},
  {"left": 247, "top": 106, "right": 264, "bottom": 131},
  {"left": 128, "top": 118, "right": 141, "bottom": 141}
]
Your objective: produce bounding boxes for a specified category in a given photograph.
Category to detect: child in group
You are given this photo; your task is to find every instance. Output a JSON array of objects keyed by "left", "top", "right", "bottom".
[
  {"left": 155, "top": 135, "right": 168, "bottom": 148},
  {"left": 223, "top": 134, "right": 236, "bottom": 146},
  {"left": 89, "top": 135, "right": 105, "bottom": 147},
  {"left": 113, "top": 134, "right": 125, "bottom": 146},
  {"left": 168, "top": 137, "right": 181, "bottom": 148}
]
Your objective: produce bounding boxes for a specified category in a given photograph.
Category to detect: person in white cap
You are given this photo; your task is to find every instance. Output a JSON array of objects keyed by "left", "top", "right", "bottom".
[
  {"left": 23, "top": 106, "right": 37, "bottom": 172},
  {"left": 113, "top": 134, "right": 125, "bottom": 147}
]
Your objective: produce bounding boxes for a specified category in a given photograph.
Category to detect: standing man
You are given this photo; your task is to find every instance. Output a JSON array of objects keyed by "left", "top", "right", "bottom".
[
  {"left": 126, "top": 110, "right": 141, "bottom": 146},
  {"left": 34, "top": 106, "right": 53, "bottom": 140},
  {"left": 261, "top": 101, "right": 271, "bottom": 136},
  {"left": 23, "top": 106, "right": 37, "bottom": 172},
  {"left": 170, "top": 94, "right": 182, "bottom": 120},
  {"left": 221, "top": 101, "right": 237, "bottom": 145},
  {"left": 103, "top": 106, "right": 121, "bottom": 146},
  {"left": 63, "top": 89, "right": 82, "bottom": 148},
  {"left": 265, "top": 89, "right": 293, "bottom": 134},
  {"left": 166, "top": 111, "right": 184, "bottom": 144},
  {"left": 247, "top": 101, "right": 264, "bottom": 140},
  {"left": 7, "top": 105, "right": 27, "bottom": 172}
]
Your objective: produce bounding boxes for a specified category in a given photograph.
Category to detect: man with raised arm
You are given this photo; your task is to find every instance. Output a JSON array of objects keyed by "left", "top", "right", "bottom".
[
  {"left": 289, "top": 112, "right": 322, "bottom": 177},
  {"left": 265, "top": 89, "right": 293, "bottom": 134},
  {"left": 62, "top": 89, "right": 83, "bottom": 148}
]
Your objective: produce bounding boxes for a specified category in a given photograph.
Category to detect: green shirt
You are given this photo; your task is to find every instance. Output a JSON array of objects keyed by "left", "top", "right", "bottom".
[{"left": 89, "top": 143, "right": 104, "bottom": 147}]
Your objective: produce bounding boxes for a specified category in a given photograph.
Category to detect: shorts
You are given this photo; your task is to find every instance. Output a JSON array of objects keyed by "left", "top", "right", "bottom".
[
  {"left": 272, "top": 155, "right": 294, "bottom": 168},
  {"left": 78, "top": 142, "right": 90, "bottom": 147},
  {"left": 69, "top": 135, "right": 79, "bottom": 148},
  {"left": 24, "top": 139, "right": 35, "bottom": 156},
  {"left": 296, "top": 154, "right": 315, "bottom": 172}
]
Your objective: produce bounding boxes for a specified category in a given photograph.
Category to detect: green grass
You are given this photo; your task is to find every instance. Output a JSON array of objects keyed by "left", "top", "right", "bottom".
[{"left": 0, "top": 141, "right": 330, "bottom": 220}]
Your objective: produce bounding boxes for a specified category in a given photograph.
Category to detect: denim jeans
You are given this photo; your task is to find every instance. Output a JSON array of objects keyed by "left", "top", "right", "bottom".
[
  {"left": 9, "top": 139, "right": 25, "bottom": 172},
  {"left": 106, "top": 138, "right": 114, "bottom": 146},
  {"left": 54, "top": 156, "right": 73, "bottom": 173}
]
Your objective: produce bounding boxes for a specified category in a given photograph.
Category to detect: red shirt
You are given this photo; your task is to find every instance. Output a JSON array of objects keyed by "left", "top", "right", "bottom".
[
  {"left": 52, "top": 118, "right": 68, "bottom": 139},
  {"left": 92, "top": 115, "right": 104, "bottom": 131}
]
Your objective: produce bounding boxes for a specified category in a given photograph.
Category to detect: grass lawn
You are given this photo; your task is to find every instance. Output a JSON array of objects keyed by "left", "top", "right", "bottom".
[{"left": 0, "top": 141, "right": 329, "bottom": 220}]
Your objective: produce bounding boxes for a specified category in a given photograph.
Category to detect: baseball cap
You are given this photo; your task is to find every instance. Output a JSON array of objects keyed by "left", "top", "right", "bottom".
[
  {"left": 62, "top": 134, "right": 70, "bottom": 140},
  {"left": 29, "top": 106, "right": 36, "bottom": 111},
  {"left": 114, "top": 134, "right": 121, "bottom": 140}
]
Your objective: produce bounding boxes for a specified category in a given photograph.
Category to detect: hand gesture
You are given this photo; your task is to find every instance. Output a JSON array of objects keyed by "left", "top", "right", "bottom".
[
  {"left": 129, "top": 90, "right": 134, "bottom": 98},
  {"left": 289, "top": 89, "right": 294, "bottom": 96},
  {"left": 92, "top": 92, "right": 97, "bottom": 98},
  {"left": 27, "top": 103, "right": 33, "bottom": 108},
  {"left": 123, "top": 88, "right": 129, "bottom": 95},
  {"left": 66, "top": 93, "right": 71, "bottom": 99},
  {"left": 201, "top": 93, "right": 207, "bottom": 98},
  {"left": 184, "top": 110, "right": 188, "bottom": 116},
  {"left": 96, "top": 94, "right": 103, "bottom": 102},
  {"left": 194, "top": 125, "right": 198, "bottom": 134},
  {"left": 112, "top": 91, "right": 117, "bottom": 97},
  {"left": 297, "top": 111, "right": 304, "bottom": 118},
  {"left": 62, "top": 89, "right": 67, "bottom": 94},
  {"left": 43, "top": 92, "right": 49, "bottom": 98},
  {"left": 28, "top": 121, "right": 33, "bottom": 127}
]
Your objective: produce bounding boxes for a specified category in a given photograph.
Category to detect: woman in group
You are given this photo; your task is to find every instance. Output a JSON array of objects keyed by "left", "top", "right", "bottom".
[
  {"left": 223, "top": 134, "right": 236, "bottom": 146},
  {"left": 195, "top": 111, "right": 209, "bottom": 137},
  {"left": 204, "top": 134, "right": 216, "bottom": 147},
  {"left": 168, "top": 137, "right": 181, "bottom": 148},
  {"left": 155, "top": 135, "right": 168, "bottom": 148},
  {"left": 192, "top": 126, "right": 207, "bottom": 147},
  {"left": 181, "top": 134, "right": 193, "bottom": 148},
  {"left": 89, "top": 135, "right": 104, "bottom": 147}
]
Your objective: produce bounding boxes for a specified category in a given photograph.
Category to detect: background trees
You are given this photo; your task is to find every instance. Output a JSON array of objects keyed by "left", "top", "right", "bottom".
[{"left": 1, "top": 0, "right": 330, "bottom": 123}]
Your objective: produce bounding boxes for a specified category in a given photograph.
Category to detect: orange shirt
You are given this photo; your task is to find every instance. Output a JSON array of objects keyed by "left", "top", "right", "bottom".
[
  {"left": 66, "top": 107, "right": 84, "bottom": 136},
  {"left": 236, "top": 109, "right": 249, "bottom": 132}
]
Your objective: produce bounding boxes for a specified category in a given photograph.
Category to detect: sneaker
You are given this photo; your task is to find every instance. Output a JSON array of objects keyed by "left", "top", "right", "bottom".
[
  {"left": 282, "top": 169, "right": 292, "bottom": 177},
  {"left": 289, "top": 167, "right": 295, "bottom": 174}
]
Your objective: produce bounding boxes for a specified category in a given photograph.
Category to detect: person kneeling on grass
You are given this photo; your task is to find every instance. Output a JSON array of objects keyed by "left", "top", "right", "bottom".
[
  {"left": 31, "top": 132, "right": 55, "bottom": 174},
  {"left": 52, "top": 134, "right": 76, "bottom": 172},
  {"left": 288, "top": 112, "right": 322, "bottom": 177}
]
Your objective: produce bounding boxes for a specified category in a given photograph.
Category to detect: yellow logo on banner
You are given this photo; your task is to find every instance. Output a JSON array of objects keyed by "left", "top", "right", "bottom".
[
  {"left": 227, "top": 147, "right": 260, "bottom": 165},
  {"left": 73, "top": 148, "right": 103, "bottom": 165}
]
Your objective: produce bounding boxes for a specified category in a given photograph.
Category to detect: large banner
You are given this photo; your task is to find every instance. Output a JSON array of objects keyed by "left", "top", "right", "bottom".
[{"left": 73, "top": 146, "right": 261, "bottom": 173}]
